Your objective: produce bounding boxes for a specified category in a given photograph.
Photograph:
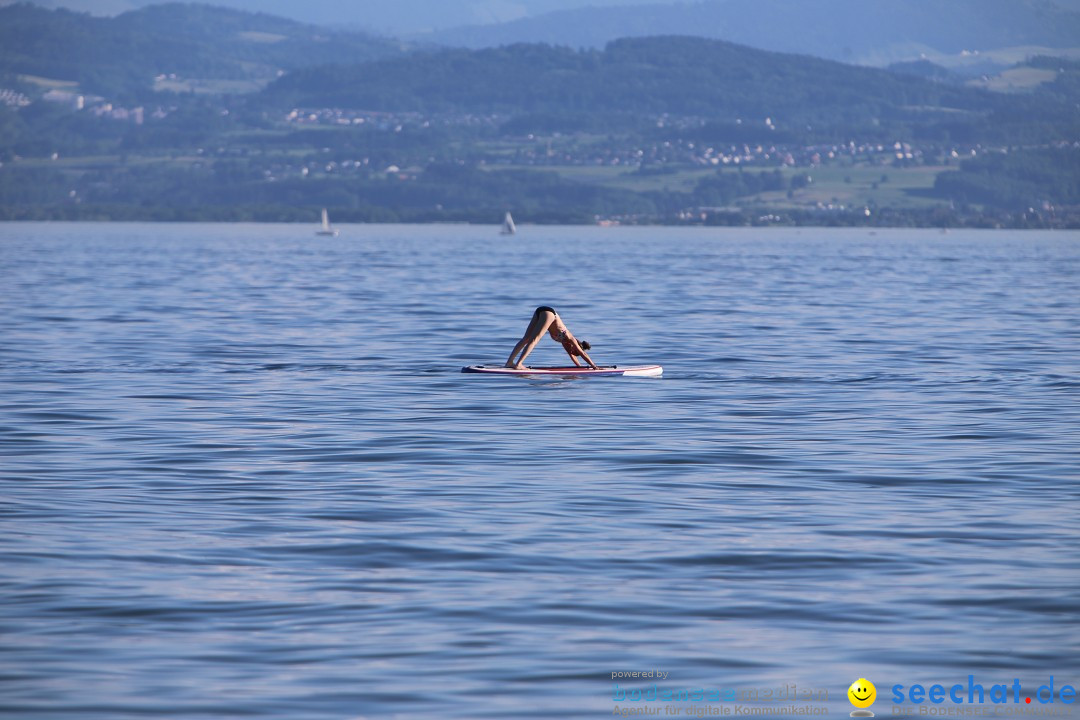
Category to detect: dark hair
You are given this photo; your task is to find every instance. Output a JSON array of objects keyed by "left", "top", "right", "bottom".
[{"left": 580, "top": 340, "right": 591, "bottom": 351}]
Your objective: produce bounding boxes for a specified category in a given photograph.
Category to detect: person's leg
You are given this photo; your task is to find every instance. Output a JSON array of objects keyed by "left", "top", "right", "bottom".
[
  {"left": 505, "top": 309, "right": 555, "bottom": 367},
  {"left": 505, "top": 337, "right": 529, "bottom": 367}
]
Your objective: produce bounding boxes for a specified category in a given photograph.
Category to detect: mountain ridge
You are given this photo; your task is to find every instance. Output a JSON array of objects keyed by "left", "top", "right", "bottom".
[
  {"left": 1, "top": 0, "right": 668, "bottom": 33},
  {"left": 0, "top": 2, "right": 405, "bottom": 97},
  {"left": 426, "top": 0, "right": 1080, "bottom": 67},
  {"left": 263, "top": 35, "right": 1007, "bottom": 126}
]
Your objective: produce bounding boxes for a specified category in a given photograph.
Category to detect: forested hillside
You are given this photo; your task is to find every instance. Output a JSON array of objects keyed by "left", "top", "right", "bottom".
[
  {"left": 0, "top": 3, "right": 404, "bottom": 98},
  {"left": 262, "top": 36, "right": 1076, "bottom": 144}
]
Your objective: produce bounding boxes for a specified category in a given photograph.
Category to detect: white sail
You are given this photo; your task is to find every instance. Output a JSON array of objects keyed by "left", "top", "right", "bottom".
[
  {"left": 316, "top": 208, "right": 338, "bottom": 236},
  {"left": 501, "top": 211, "right": 516, "bottom": 235}
]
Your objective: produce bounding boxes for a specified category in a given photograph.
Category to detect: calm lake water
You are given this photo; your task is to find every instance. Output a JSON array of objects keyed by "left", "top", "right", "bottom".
[{"left": 1, "top": 223, "right": 1078, "bottom": 720}]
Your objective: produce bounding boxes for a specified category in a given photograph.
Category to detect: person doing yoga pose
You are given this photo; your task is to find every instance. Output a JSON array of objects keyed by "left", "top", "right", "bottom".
[{"left": 505, "top": 306, "right": 598, "bottom": 370}]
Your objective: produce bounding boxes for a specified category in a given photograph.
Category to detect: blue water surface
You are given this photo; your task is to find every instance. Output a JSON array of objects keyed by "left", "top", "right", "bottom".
[{"left": 1, "top": 223, "right": 1078, "bottom": 719}]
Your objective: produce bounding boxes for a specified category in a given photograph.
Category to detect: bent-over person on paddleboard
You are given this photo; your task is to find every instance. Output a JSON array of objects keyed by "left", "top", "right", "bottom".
[{"left": 505, "top": 306, "right": 598, "bottom": 370}]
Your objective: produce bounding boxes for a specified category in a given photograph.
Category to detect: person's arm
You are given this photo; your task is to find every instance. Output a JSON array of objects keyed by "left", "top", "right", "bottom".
[
  {"left": 561, "top": 335, "right": 594, "bottom": 368},
  {"left": 576, "top": 343, "right": 598, "bottom": 369}
]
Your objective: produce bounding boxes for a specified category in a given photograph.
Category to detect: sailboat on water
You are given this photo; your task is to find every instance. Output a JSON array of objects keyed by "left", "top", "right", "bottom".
[
  {"left": 500, "top": 211, "right": 516, "bottom": 235},
  {"left": 316, "top": 208, "right": 339, "bottom": 237}
]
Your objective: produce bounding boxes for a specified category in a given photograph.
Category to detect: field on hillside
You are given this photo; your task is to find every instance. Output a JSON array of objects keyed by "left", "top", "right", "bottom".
[{"left": 523, "top": 162, "right": 956, "bottom": 210}]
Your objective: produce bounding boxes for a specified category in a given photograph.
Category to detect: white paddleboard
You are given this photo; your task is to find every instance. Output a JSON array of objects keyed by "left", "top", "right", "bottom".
[{"left": 462, "top": 365, "right": 662, "bottom": 377}]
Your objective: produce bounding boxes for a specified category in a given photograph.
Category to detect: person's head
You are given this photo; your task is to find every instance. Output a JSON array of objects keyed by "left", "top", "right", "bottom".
[{"left": 580, "top": 340, "right": 591, "bottom": 351}]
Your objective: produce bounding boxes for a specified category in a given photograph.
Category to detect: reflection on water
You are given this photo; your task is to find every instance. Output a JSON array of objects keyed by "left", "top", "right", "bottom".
[{"left": 1, "top": 223, "right": 1078, "bottom": 719}]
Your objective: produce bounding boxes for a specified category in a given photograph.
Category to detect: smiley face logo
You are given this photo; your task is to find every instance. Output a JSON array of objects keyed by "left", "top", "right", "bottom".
[{"left": 848, "top": 678, "right": 877, "bottom": 710}]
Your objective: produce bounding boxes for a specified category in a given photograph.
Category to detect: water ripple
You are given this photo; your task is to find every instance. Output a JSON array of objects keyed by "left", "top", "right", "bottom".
[{"left": 0, "top": 224, "right": 1078, "bottom": 719}]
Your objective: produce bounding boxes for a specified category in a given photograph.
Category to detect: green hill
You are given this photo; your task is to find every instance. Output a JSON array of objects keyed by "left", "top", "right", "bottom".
[
  {"left": 0, "top": 2, "right": 405, "bottom": 99},
  {"left": 262, "top": 36, "right": 1064, "bottom": 143}
]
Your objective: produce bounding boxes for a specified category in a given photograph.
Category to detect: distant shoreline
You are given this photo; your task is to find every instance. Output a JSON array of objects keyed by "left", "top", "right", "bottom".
[
  {"left": 1, "top": 209, "right": 1074, "bottom": 230},
  {"left": 3, "top": 221, "right": 1076, "bottom": 230}
]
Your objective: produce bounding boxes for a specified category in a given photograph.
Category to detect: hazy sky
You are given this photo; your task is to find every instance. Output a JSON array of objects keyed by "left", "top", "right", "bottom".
[
  {"left": 6, "top": 0, "right": 676, "bottom": 33},
  {"left": 11, "top": 0, "right": 1080, "bottom": 36}
]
